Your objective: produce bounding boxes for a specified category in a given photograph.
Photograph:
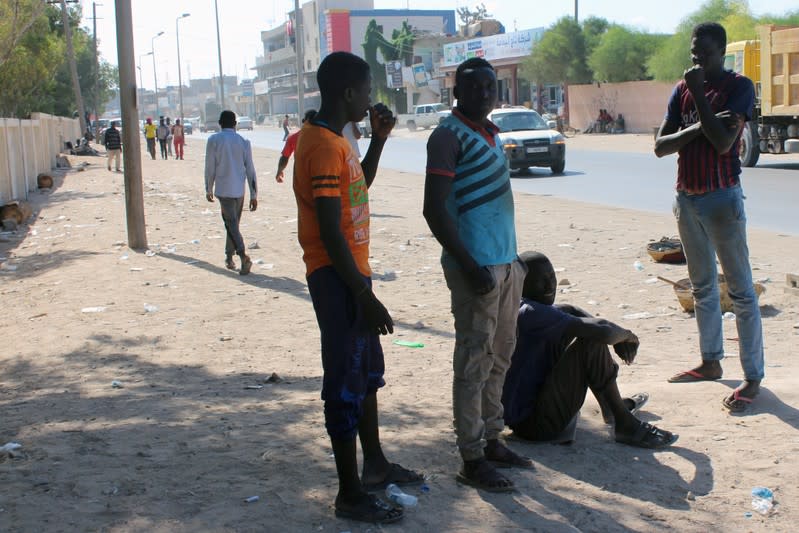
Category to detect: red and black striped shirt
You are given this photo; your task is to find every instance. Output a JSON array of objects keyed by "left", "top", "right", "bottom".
[{"left": 665, "top": 70, "right": 755, "bottom": 193}]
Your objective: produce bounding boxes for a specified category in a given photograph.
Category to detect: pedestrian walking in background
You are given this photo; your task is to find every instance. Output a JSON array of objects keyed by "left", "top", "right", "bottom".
[
  {"left": 173, "top": 119, "right": 185, "bottom": 160},
  {"left": 103, "top": 121, "right": 122, "bottom": 172}
]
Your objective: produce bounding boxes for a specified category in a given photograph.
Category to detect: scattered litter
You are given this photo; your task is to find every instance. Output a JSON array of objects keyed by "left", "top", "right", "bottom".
[
  {"left": 553, "top": 267, "right": 565, "bottom": 272},
  {"left": 559, "top": 278, "right": 571, "bottom": 286},
  {"left": 617, "top": 303, "right": 630, "bottom": 309},
  {"left": 165, "top": 245, "right": 177, "bottom": 253},
  {"left": 393, "top": 340, "right": 424, "bottom": 348},
  {"left": 145, "top": 250, "right": 157, "bottom": 257},
  {"left": 129, "top": 267, "right": 143, "bottom": 272},
  {"left": 793, "top": 323, "right": 799, "bottom": 329},
  {"left": 711, "top": 435, "right": 727, "bottom": 441},
  {"left": 143, "top": 303, "right": 158, "bottom": 313},
  {"left": 723, "top": 312, "right": 736, "bottom": 321},
  {"left": 1, "top": 263, "right": 18, "bottom": 271},
  {"left": 381, "top": 270, "right": 397, "bottom": 281},
  {"left": 260, "top": 263, "right": 274, "bottom": 269},
  {"left": 190, "top": 239, "right": 200, "bottom": 244},
  {"left": 587, "top": 300, "right": 598, "bottom": 305},
  {"left": 244, "top": 385, "right": 264, "bottom": 390},
  {"left": 0, "top": 442, "right": 22, "bottom": 453},
  {"left": 622, "top": 312, "right": 653, "bottom": 320},
  {"left": 756, "top": 277, "right": 770, "bottom": 283},
  {"left": 111, "top": 380, "right": 123, "bottom": 388},
  {"left": 412, "top": 321, "right": 426, "bottom": 329},
  {"left": 244, "top": 495, "right": 260, "bottom": 503},
  {"left": 751, "top": 486, "right": 774, "bottom": 515},
  {"left": 119, "top": 253, "right": 129, "bottom": 260},
  {"left": 744, "top": 512, "right": 753, "bottom": 518},
  {"left": 420, "top": 483, "right": 430, "bottom": 493},
  {"left": 81, "top": 306, "right": 106, "bottom": 313},
  {"left": 644, "top": 278, "right": 659, "bottom": 284},
  {"left": 656, "top": 325, "right": 672, "bottom": 332},
  {"left": 248, "top": 241, "right": 260, "bottom": 249},
  {"left": 220, "top": 336, "right": 233, "bottom": 341},
  {"left": 633, "top": 261, "right": 644, "bottom": 272},
  {"left": 557, "top": 243, "right": 572, "bottom": 248}
]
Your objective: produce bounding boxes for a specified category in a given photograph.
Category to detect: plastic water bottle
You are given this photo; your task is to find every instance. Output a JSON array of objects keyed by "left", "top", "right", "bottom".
[
  {"left": 751, "top": 486, "right": 773, "bottom": 515},
  {"left": 633, "top": 260, "right": 644, "bottom": 271},
  {"left": 385, "top": 483, "right": 417, "bottom": 507}
]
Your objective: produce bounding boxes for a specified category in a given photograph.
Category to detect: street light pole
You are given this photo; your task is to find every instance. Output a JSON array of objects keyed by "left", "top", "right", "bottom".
[
  {"left": 214, "top": 0, "right": 225, "bottom": 108},
  {"left": 138, "top": 51, "right": 152, "bottom": 120},
  {"left": 151, "top": 31, "right": 164, "bottom": 117},
  {"left": 175, "top": 13, "right": 190, "bottom": 124}
]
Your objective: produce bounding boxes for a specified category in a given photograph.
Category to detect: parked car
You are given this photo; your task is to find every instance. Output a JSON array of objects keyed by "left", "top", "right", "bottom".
[
  {"left": 488, "top": 108, "right": 566, "bottom": 174},
  {"left": 397, "top": 103, "right": 451, "bottom": 131},
  {"left": 236, "top": 116, "right": 254, "bottom": 130},
  {"left": 356, "top": 119, "right": 372, "bottom": 138},
  {"left": 183, "top": 121, "right": 193, "bottom": 135}
]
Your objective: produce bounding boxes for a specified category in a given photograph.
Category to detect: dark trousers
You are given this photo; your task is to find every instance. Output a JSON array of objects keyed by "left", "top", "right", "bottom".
[
  {"left": 511, "top": 339, "right": 618, "bottom": 440},
  {"left": 158, "top": 139, "right": 168, "bottom": 159},
  {"left": 146, "top": 138, "right": 156, "bottom": 159},
  {"left": 218, "top": 196, "right": 245, "bottom": 258}
]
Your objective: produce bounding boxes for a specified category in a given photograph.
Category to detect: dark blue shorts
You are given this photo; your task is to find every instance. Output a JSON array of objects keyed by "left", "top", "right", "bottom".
[{"left": 307, "top": 266, "right": 385, "bottom": 440}]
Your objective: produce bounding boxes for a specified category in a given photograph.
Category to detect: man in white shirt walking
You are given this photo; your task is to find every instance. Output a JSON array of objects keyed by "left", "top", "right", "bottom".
[{"left": 204, "top": 110, "right": 257, "bottom": 275}]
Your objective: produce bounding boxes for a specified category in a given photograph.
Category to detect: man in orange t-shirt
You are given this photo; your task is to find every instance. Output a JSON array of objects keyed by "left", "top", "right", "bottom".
[{"left": 292, "top": 51, "right": 420, "bottom": 525}]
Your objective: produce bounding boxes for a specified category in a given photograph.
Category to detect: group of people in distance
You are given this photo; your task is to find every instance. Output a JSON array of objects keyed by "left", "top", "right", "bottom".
[
  {"left": 201, "top": 21, "right": 764, "bottom": 525},
  {"left": 143, "top": 116, "right": 186, "bottom": 161},
  {"left": 584, "top": 108, "right": 624, "bottom": 134}
]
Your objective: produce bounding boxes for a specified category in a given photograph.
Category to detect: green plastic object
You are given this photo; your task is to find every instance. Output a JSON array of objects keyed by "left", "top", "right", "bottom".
[{"left": 393, "top": 340, "right": 425, "bottom": 348}]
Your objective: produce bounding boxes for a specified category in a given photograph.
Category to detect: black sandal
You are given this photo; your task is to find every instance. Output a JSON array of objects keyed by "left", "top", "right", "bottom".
[
  {"left": 456, "top": 458, "right": 515, "bottom": 492},
  {"left": 335, "top": 494, "right": 404, "bottom": 524}
]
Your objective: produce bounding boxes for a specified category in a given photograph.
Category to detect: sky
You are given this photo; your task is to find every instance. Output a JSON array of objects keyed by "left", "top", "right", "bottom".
[{"left": 83, "top": 0, "right": 798, "bottom": 91}]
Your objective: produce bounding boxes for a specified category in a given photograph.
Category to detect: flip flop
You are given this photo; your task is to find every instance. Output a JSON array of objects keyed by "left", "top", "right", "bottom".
[
  {"left": 722, "top": 390, "right": 755, "bottom": 413},
  {"left": 667, "top": 369, "right": 721, "bottom": 383},
  {"left": 615, "top": 421, "right": 679, "bottom": 449},
  {"left": 361, "top": 463, "right": 423, "bottom": 492},
  {"left": 334, "top": 494, "right": 404, "bottom": 524}
]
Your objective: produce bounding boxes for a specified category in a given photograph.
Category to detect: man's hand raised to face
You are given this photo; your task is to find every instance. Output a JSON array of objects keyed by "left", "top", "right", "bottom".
[
  {"left": 369, "top": 103, "right": 396, "bottom": 140},
  {"left": 684, "top": 65, "right": 705, "bottom": 95}
]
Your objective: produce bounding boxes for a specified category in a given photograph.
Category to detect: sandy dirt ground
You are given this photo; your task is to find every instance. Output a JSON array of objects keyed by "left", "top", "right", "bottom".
[{"left": 1, "top": 130, "right": 798, "bottom": 533}]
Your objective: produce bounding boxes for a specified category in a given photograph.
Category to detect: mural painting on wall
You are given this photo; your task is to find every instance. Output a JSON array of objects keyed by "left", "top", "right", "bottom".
[{"left": 362, "top": 20, "right": 415, "bottom": 109}]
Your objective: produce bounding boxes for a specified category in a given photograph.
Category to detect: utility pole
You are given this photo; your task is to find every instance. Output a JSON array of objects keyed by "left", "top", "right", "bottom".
[
  {"left": 574, "top": 0, "right": 578, "bottom": 23},
  {"left": 214, "top": 0, "right": 225, "bottom": 108},
  {"left": 294, "top": 0, "right": 304, "bottom": 118},
  {"left": 56, "top": 0, "right": 87, "bottom": 134},
  {"left": 92, "top": 2, "right": 102, "bottom": 124},
  {"left": 114, "top": 0, "right": 147, "bottom": 249}
]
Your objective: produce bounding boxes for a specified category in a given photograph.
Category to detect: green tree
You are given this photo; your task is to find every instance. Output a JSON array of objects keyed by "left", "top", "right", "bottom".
[
  {"left": 0, "top": 2, "right": 117, "bottom": 118},
  {"left": 520, "top": 17, "right": 591, "bottom": 85},
  {"left": 648, "top": 0, "right": 753, "bottom": 81},
  {"left": 0, "top": 0, "right": 48, "bottom": 67},
  {"left": 589, "top": 26, "right": 667, "bottom": 82},
  {"left": 581, "top": 16, "right": 609, "bottom": 57}
]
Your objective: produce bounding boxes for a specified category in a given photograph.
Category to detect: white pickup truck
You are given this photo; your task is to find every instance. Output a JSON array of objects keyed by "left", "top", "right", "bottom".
[{"left": 397, "top": 103, "right": 451, "bottom": 131}]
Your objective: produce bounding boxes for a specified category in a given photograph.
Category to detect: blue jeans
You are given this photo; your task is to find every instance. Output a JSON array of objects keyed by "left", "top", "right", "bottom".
[{"left": 673, "top": 186, "right": 764, "bottom": 380}]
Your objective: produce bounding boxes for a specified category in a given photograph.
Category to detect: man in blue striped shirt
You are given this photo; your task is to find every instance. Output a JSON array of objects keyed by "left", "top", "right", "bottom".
[{"left": 424, "top": 57, "right": 530, "bottom": 493}]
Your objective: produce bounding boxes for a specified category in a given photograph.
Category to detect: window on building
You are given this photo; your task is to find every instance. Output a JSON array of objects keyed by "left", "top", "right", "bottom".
[{"left": 307, "top": 59, "right": 311, "bottom": 70}]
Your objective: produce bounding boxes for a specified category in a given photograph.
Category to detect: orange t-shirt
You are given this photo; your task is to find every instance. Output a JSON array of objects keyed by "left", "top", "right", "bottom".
[{"left": 293, "top": 122, "right": 370, "bottom": 277}]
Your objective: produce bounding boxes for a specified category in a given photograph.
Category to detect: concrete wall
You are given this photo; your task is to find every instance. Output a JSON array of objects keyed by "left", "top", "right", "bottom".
[
  {"left": 0, "top": 114, "right": 80, "bottom": 204},
  {"left": 568, "top": 80, "right": 676, "bottom": 134}
]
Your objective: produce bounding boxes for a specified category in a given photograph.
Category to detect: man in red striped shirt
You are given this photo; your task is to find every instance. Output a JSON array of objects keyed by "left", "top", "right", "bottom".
[{"left": 654, "top": 22, "right": 764, "bottom": 413}]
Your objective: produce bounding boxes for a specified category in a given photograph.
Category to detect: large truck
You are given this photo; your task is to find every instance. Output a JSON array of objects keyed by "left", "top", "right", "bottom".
[
  {"left": 726, "top": 25, "right": 799, "bottom": 166},
  {"left": 201, "top": 101, "right": 223, "bottom": 133}
]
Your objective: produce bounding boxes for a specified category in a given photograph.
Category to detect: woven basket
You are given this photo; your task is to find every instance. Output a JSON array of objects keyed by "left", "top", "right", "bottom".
[
  {"left": 673, "top": 275, "right": 765, "bottom": 313},
  {"left": 647, "top": 237, "right": 686, "bottom": 264}
]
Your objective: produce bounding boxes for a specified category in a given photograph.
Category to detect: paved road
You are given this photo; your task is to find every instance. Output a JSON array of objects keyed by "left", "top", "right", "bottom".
[{"left": 197, "top": 127, "right": 799, "bottom": 235}]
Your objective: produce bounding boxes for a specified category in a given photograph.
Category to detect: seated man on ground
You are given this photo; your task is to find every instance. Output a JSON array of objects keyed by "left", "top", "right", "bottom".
[{"left": 502, "top": 251, "right": 678, "bottom": 448}]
